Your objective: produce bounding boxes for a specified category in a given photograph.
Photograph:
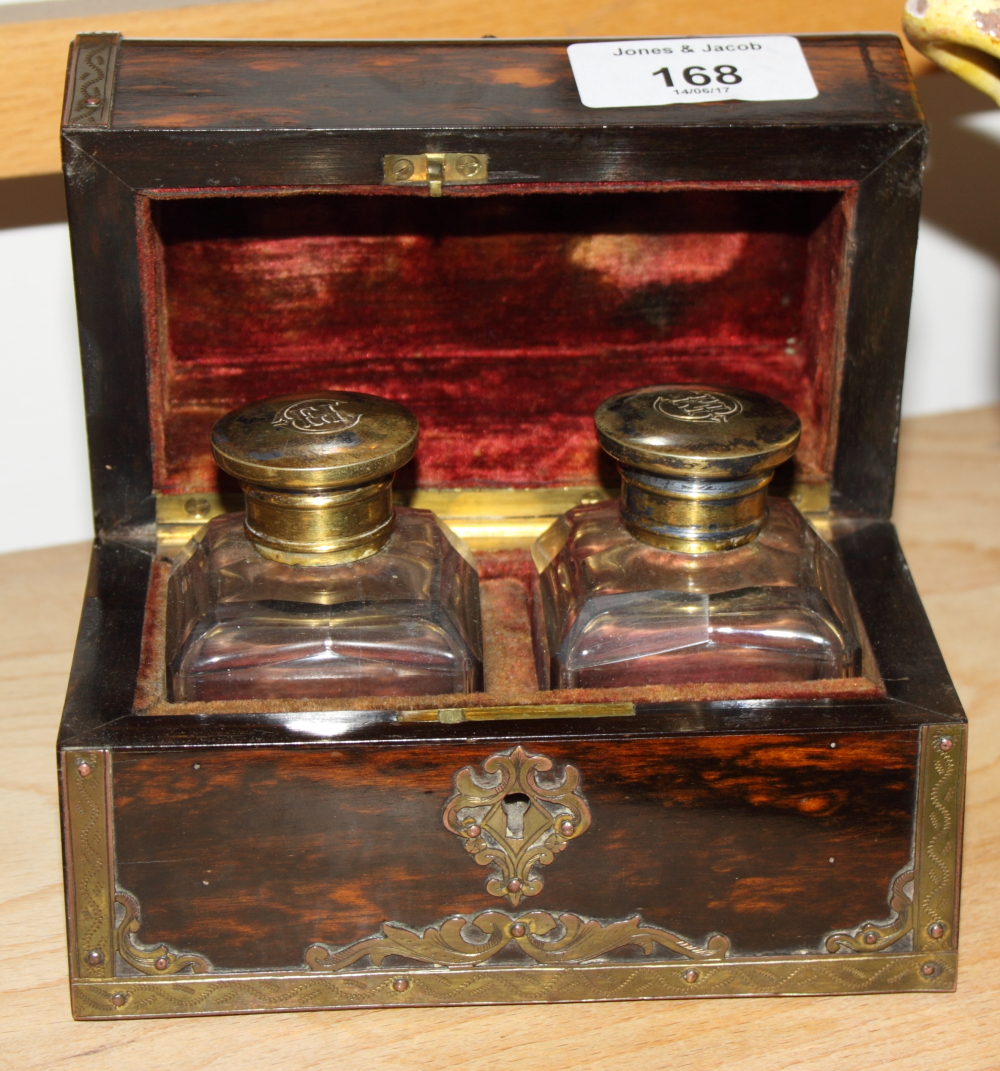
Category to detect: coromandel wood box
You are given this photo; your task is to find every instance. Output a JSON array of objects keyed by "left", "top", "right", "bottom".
[{"left": 58, "top": 32, "right": 966, "bottom": 1018}]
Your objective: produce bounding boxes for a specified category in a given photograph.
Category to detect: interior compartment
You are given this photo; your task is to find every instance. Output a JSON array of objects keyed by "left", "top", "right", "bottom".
[
  {"left": 135, "top": 182, "right": 883, "bottom": 714},
  {"left": 136, "top": 540, "right": 882, "bottom": 715},
  {"left": 141, "top": 184, "right": 854, "bottom": 496}
]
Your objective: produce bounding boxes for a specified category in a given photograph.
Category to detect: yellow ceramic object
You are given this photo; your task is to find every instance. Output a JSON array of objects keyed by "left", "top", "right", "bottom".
[{"left": 904, "top": 0, "right": 1000, "bottom": 103}]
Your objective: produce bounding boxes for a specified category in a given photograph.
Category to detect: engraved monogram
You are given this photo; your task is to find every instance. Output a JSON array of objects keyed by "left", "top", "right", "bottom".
[
  {"left": 654, "top": 390, "right": 743, "bottom": 423},
  {"left": 272, "top": 399, "right": 362, "bottom": 434}
]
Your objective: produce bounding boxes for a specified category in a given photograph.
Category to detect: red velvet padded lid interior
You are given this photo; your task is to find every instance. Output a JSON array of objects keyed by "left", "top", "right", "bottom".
[{"left": 142, "top": 184, "right": 852, "bottom": 494}]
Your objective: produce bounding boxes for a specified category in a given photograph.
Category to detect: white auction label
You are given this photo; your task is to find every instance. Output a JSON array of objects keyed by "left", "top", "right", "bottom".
[{"left": 567, "top": 36, "right": 818, "bottom": 109}]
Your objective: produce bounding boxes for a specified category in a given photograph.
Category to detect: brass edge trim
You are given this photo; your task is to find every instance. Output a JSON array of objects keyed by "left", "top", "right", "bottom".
[
  {"left": 398, "top": 702, "right": 635, "bottom": 723},
  {"left": 64, "top": 749, "right": 115, "bottom": 983},
  {"left": 913, "top": 724, "right": 966, "bottom": 953},
  {"left": 788, "top": 481, "right": 831, "bottom": 515},
  {"left": 155, "top": 484, "right": 829, "bottom": 525},
  {"left": 156, "top": 493, "right": 242, "bottom": 525},
  {"left": 69, "top": 952, "right": 957, "bottom": 1017},
  {"left": 63, "top": 32, "right": 120, "bottom": 128},
  {"left": 155, "top": 487, "right": 612, "bottom": 525}
]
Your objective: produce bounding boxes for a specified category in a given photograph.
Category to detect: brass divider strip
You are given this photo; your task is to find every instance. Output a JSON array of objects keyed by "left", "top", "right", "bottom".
[{"left": 398, "top": 703, "right": 635, "bottom": 723}]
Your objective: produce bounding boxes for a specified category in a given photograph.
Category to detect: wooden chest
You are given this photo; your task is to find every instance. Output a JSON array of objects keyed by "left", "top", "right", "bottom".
[{"left": 58, "top": 32, "right": 965, "bottom": 1018}]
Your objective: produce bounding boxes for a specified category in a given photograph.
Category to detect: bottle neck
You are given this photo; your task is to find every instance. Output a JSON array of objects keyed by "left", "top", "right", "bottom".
[
  {"left": 619, "top": 465, "right": 772, "bottom": 554},
  {"left": 241, "top": 476, "right": 395, "bottom": 566}
]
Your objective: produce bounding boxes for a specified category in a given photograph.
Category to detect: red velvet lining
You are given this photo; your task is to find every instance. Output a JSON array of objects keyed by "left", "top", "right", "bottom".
[{"left": 141, "top": 186, "right": 852, "bottom": 493}]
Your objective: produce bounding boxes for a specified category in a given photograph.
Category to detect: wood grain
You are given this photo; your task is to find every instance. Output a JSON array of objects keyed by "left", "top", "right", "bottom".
[
  {"left": 1, "top": 0, "right": 935, "bottom": 182},
  {"left": 1, "top": 405, "right": 998, "bottom": 1067},
  {"left": 105, "top": 36, "right": 916, "bottom": 129},
  {"left": 111, "top": 733, "right": 918, "bottom": 968}
]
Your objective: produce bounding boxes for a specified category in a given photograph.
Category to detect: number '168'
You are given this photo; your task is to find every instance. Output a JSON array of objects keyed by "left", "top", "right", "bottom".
[{"left": 653, "top": 65, "right": 742, "bottom": 87}]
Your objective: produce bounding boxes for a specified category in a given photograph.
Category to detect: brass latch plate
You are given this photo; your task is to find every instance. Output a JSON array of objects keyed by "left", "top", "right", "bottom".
[{"left": 383, "top": 152, "right": 488, "bottom": 197}]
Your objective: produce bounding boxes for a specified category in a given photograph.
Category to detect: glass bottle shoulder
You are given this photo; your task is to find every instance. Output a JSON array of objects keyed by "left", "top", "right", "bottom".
[
  {"left": 198, "top": 506, "right": 466, "bottom": 606},
  {"left": 168, "top": 506, "right": 482, "bottom": 700},
  {"left": 535, "top": 496, "right": 820, "bottom": 598},
  {"left": 534, "top": 497, "right": 860, "bottom": 688}
]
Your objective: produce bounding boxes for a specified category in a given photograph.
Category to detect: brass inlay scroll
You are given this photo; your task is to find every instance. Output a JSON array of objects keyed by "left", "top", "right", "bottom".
[
  {"left": 63, "top": 33, "right": 120, "bottom": 128},
  {"left": 115, "top": 889, "right": 212, "bottom": 976},
  {"left": 825, "top": 869, "right": 915, "bottom": 953},
  {"left": 443, "top": 746, "right": 591, "bottom": 906},
  {"left": 305, "top": 911, "right": 731, "bottom": 971}
]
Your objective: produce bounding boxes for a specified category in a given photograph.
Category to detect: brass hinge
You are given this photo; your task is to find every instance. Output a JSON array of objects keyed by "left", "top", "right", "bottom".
[{"left": 383, "top": 153, "right": 488, "bottom": 197}]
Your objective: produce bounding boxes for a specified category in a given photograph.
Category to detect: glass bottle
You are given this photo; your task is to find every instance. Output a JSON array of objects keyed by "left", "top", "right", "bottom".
[
  {"left": 533, "top": 385, "right": 861, "bottom": 689},
  {"left": 168, "top": 392, "right": 482, "bottom": 701}
]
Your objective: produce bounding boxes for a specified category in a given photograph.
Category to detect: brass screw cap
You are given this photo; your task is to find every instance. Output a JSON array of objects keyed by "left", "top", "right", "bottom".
[
  {"left": 212, "top": 392, "right": 418, "bottom": 566},
  {"left": 594, "top": 384, "right": 801, "bottom": 553}
]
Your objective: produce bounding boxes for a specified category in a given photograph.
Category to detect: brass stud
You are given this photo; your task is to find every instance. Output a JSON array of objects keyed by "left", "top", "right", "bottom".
[
  {"left": 110, "top": 992, "right": 127, "bottom": 1007},
  {"left": 391, "top": 977, "right": 410, "bottom": 992},
  {"left": 154, "top": 956, "right": 169, "bottom": 971},
  {"left": 510, "top": 922, "right": 527, "bottom": 938},
  {"left": 84, "top": 96, "right": 102, "bottom": 107},
  {"left": 391, "top": 158, "right": 414, "bottom": 181},
  {"left": 920, "top": 962, "right": 938, "bottom": 977},
  {"left": 863, "top": 931, "right": 879, "bottom": 945},
  {"left": 938, "top": 737, "right": 955, "bottom": 753},
  {"left": 465, "top": 824, "right": 481, "bottom": 838},
  {"left": 558, "top": 820, "right": 575, "bottom": 837},
  {"left": 927, "top": 922, "right": 946, "bottom": 939},
  {"left": 184, "top": 496, "right": 212, "bottom": 519},
  {"left": 85, "top": 949, "right": 104, "bottom": 966},
  {"left": 76, "top": 759, "right": 92, "bottom": 777},
  {"left": 507, "top": 879, "right": 522, "bottom": 893},
  {"left": 682, "top": 969, "right": 699, "bottom": 983},
  {"left": 454, "top": 154, "right": 481, "bottom": 178}
]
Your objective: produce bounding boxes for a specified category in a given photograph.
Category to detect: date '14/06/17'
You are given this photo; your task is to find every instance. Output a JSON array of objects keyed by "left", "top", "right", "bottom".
[{"left": 654, "top": 65, "right": 742, "bottom": 87}]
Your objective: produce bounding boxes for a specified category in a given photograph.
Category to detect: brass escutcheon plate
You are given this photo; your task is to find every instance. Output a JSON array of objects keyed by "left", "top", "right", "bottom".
[{"left": 443, "top": 746, "right": 591, "bottom": 906}]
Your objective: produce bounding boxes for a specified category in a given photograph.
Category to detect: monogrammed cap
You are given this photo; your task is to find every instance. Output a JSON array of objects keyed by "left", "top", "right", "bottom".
[
  {"left": 595, "top": 384, "right": 801, "bottom": 479},
  {"left": 212, "top": 391, "right": 418, "bottom": 490}
]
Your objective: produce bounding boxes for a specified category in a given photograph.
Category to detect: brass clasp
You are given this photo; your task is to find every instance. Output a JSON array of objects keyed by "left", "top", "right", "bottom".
[{"left": 383, "top": 152, "right": 488, "bottom": 197}]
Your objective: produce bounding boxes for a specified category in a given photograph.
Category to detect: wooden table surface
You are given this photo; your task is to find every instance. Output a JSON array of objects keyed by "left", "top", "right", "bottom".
[{"left": 1, "top": 406, "right": 998, "bottom": 1070}]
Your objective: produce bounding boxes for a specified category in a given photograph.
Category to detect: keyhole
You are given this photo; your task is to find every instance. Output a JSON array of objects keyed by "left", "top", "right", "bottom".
[{"left": 501, "top": 793, "right": 530, "bottom": 840}]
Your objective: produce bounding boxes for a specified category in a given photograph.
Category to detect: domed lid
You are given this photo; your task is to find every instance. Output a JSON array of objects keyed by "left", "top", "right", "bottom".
[
  {"left": 594, "top": 384, "right": 801, "bottom": 479},
  {"left": 211, "top": 391, "right": 418, "bottom": 489}
]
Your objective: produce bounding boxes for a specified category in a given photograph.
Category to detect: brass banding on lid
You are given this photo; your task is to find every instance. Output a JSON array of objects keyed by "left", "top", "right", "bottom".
[
  {"left": 212, "top": 392, "right": 418, "bottom": 566},
  {"left": 595, "top": 385, "right": 802, "bottom": 554}
]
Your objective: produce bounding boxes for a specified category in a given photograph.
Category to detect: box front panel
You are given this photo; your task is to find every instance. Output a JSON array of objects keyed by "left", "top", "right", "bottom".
[{"left": 109, "top": 732, "right": 917, "bottom": 971}]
